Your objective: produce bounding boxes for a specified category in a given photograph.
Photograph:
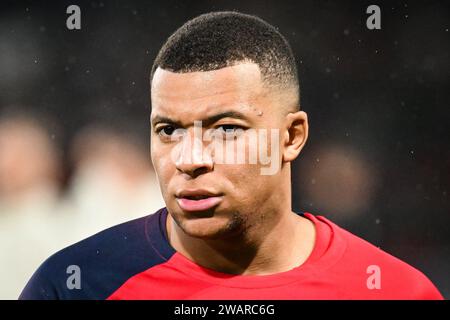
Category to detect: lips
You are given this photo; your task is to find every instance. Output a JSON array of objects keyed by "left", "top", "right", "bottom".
[{"left": 176, "top": 189, "right": 223, "bottom": 212}]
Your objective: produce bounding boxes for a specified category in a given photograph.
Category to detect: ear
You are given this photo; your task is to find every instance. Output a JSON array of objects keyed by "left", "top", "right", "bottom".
[{"left": 282, "top": 111, "right": 309, "bottom": 162}]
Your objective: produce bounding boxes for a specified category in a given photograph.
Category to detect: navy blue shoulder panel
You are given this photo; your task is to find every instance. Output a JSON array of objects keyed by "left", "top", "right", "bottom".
[{"left": 19, "top": 207, "right": 175, "bottom": 300}]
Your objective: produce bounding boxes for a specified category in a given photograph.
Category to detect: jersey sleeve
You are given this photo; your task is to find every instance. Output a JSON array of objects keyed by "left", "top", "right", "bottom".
[
  {"left": 19, "top": 257, "right": 60, "bottom": 300},
  {"left": 408, "top": 269, "right": 444, "bottom": 300},
  {"left": 19, "top": 209, "right": 174, "bottom": 300}
]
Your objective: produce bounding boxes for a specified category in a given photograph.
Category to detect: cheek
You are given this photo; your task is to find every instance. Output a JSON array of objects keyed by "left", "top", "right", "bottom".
[
  {"left": 219, "top": 162, "right": 265, "bottom": 204},
  {"left": 219, "top": 134, "right": 273, "bottom": 188},
  {"left": 151, "top": 145, "right": 174, "bottom": 185}
]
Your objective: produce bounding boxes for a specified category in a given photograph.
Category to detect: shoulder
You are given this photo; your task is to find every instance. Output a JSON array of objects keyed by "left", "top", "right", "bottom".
[
  {"left": 19, "top": 208, "right": 174, "bottom": 300},
  {"left": 312, "top": 214, "right": 443, "bottom": 299}
]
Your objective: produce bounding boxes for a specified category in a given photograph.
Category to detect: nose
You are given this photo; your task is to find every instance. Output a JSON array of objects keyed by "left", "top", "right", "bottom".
[{"left": 174, "top": 129, "right": 213, "bottom": 178}]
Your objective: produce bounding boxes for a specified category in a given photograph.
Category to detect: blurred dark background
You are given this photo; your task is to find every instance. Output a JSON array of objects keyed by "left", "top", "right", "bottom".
[{"left": 0, "top": 0, "right": 448, "bottom": 298}]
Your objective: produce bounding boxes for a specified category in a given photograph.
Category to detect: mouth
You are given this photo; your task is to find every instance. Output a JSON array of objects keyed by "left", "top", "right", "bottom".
[{"left": 176, "top": 190, "right": 223, "bottom": 212}]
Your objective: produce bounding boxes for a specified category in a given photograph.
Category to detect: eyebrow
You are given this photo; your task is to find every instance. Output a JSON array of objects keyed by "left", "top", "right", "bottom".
[{"left": 151, "top": 110, "right": 248, "bottom": 127}]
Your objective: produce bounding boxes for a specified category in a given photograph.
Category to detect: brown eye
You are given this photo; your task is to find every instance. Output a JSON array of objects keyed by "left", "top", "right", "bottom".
[
  {"left": 219, "top": 125, "right": 239, "bottom": 132},
  {"left": 157, "top": 125, "right": 176, "bottom": 137},
  {"left": 216, "top": 125, "right": 245, "bottom": 139},
  {"left": 157, "top": 126, "right": 186, "bottom": 141}
]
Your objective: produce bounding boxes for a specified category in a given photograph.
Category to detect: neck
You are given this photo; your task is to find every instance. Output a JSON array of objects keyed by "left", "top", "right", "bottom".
[{"left": 166, "top": 178, "right": 315, "bottom": 275}]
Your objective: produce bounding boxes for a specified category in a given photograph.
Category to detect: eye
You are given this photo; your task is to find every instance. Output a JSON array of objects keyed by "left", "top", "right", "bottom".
[
  {"left": 156, "top": 125, "right": 186, "bottom": 141},
  {"left": 157, "top": 125, "right": 176, "bottom": 137},
  {"left": 215, "top": 124, "right": 245, "bottom": 139},
  {"left": 218, "top": 124, "right": 239, "bottom": 132}
]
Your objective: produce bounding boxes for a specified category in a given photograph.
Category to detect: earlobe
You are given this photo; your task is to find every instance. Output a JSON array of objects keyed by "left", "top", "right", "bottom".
[{"left": 282, "top": 111, "right": 308, "bottom": 162}]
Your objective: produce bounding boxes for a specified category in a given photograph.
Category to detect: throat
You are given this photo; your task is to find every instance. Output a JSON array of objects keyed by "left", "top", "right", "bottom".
[{"left": 166, "top": 210, "right": 316, "bottom": 276}]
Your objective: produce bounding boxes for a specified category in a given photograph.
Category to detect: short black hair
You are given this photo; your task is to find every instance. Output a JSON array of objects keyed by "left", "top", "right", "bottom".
[{"left": 151, "top": 11, "right": 299, "bottom": 98}]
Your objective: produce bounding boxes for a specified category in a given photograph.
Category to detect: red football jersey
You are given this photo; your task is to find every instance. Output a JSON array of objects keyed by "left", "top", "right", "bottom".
[
  {"left": 20, "top": 208, "right": 443, "bottom": 300},
  {"left": 107, "top": 210, "right": 443, "bottom": 299}
]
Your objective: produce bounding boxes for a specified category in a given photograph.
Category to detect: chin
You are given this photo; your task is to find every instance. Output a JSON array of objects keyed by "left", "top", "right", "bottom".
[{"left": 175, "top": 211, "right": 244, "bottom": 240}]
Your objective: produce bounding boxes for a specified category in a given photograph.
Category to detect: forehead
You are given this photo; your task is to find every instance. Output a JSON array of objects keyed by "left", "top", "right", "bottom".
[{"left": 151, "top": 63, "right": 265, "bottom": 117}]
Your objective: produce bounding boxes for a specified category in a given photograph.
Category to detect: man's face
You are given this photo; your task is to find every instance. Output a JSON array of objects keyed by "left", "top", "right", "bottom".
[{"left": 150, "top": 63, "right": 291, "bottom": 239}]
